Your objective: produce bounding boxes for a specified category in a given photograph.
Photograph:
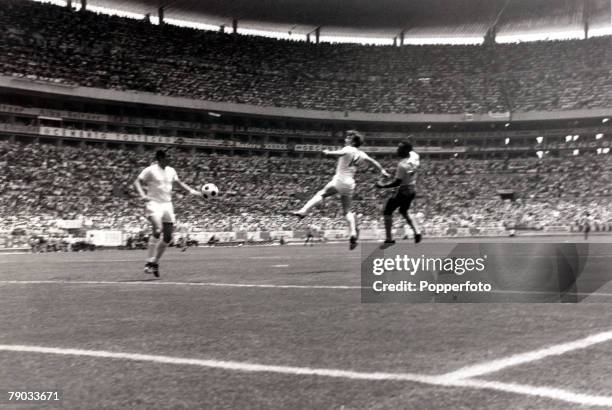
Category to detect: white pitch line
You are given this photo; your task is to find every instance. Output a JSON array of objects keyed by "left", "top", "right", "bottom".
[
  {"left": 271, "top": 264, "right": 290, "bottom": 268},
  {"left": 3, "top": 280, "right": 612, "bottom": 298},
  {"left": 0, "top": 259, "right": 141, "bottom": 263},
  {"left": 249, "top": 256, "right": 284, "bottom": 259},
  {"left": 441, "top": 330, "right": 612, "bottom": 381},
  {"left": 487, "top": 289, "right": 612, "bottom": 298},
  {"left": 0, "top": 344, "right": 612, "bottom": 407},
  {"left": 449, "top": 378, "right": 612, "bottom": 408},
  {"left": 0, "top": 344, "right": 433, "bottom": 383},
  {"left": 0, "top": 280, "right": 362, "bottom": 290}
]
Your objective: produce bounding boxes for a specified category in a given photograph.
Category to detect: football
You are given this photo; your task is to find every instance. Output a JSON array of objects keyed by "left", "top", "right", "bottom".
[{"left": 201, "top": 183, "right": 219, "bottom": 199}]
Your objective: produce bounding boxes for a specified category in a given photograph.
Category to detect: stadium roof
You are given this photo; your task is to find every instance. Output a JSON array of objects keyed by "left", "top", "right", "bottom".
[{"left": 47, "top": 0, "right": 612, "bottom": 44}]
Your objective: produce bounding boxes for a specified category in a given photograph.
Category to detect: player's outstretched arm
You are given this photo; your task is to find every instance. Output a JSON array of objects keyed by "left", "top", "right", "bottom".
[
  {"left": 376, "top": 178, "right": 402, "bottom": 189},
  {"left": 176, "top": 177, "right": 202, "bottom": 197},
  {"left": 362, "top": 153, "right": 390, "bottom": 177},
  {"left": 322, "top": 149, "right": 346, "bottom": 157}
]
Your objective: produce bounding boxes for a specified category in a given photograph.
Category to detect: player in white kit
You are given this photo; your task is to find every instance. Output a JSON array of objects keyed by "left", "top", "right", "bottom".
[
  {"left": 292, "top": 131, "right": 389, "bottom": 250},
  {"left": 134, "top": 150, "right": 202, "bottom": 277}
]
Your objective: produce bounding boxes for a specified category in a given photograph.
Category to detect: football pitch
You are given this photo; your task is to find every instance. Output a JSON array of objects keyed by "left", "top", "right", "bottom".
[{"left": 1, "top": 237, "right": 612, "bottom": 409}]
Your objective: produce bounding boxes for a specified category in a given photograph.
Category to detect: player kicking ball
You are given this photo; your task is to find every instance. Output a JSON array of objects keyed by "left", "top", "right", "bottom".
[
  {"left": 376, "top": 141, "right": 422, "bottom": 246},
  {"left": 134, "top": 150, "right": 202, "bottom": 277},
  {"left": 292, "top": 130, "right": 389, "bottom": 250}
]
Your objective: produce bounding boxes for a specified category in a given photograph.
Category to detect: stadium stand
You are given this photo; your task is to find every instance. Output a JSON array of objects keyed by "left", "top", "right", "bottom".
[
  {"left": 1, "top": 140, "right": 610, "bottom": 242},
  {"left": 1, "top": 1, "right": 611, "bottom": 248},
  {"left": 2, "top": 0, "right": 612, "bottom": 115}
]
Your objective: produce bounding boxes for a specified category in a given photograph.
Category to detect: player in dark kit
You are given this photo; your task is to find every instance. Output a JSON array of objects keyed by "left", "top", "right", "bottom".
[
  {"left": 304, "top": 225, "right": 315, "bottom": 246},
  {"left": 581, "top": 212, "right": 593, "bottom": 240},
  {"left": 376, "top": 141, "right": 422, "bottom": 246}
]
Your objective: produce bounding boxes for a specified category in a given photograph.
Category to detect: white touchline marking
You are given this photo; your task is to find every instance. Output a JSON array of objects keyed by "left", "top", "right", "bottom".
[
  {"left": 441, "top": 330, "right": 612, "bottom": 381},
  {"left": 0, "top": 259, "right": 141, "bottom": 263},
  {"left": 0, "top": 344, "right": 611, "bottom": 407},
  {"left": 487, "top": 289, "right": 612, "bottom": 298},
  {"left": 2, "top": 280, "right": 612, "bottom": 298},
  {"left": 0, "top": 280, "right": 363, "bottom": 290},
  {"left": 0, "top": 344, "right": 432, "bottom": 382},
  {"left": 249, "top": 256, "right": 284, "bottom": 259},
  {"left": 448, "top": 378, "right": 612, "bottom": 408},
  {"left": 271, "top": 264, "right": 290, "bottom": 268}
]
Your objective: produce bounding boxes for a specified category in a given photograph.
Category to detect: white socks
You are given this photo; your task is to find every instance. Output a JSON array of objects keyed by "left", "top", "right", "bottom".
[
  {"left": 346, "top": 212, "right": 357, "bottom": 237},
  {"left": 147, "top": 236, "right": 157, "bottom": 262}
]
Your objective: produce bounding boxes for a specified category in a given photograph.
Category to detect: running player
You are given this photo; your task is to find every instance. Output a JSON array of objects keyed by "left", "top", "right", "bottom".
[
  {"left": 581, "top": 212, "right": 593, "bottom": 240},
  {"left": 376, "top": 140, "right": 422, "bottom": 245},
  {"left": 292, "top": 130, "right": 389, "bottom": 250},
  {"left": 304, "top": 224, "right": 315, "bottom": 246},
  {"left": 134, "top": 150, "right": 202, "bottom": 277}
]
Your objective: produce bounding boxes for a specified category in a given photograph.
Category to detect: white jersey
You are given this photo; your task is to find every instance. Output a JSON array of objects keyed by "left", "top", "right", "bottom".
[
  {"left": 137, "top": 163, "right": 178, "bottom": 203},
  {"left": 334, "top": 146, "right": 366, "bottom": 183}
]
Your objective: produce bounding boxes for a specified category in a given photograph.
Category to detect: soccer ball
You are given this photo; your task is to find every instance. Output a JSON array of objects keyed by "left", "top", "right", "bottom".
[{"left": 201, "top": 183, "right": 219, "bottom": 199}]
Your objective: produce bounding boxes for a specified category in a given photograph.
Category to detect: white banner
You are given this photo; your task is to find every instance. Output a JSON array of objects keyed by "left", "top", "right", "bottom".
[
  {"left": 294, "top": 144, "right": 342, "bottom": 152},
  {"left": 56, "top": 219, "right": 83, "bottom": 229},
  {"left": 269, "top": 230, "right": 293, "bottom": 239},
  {"left": 86, "top": 230, "right": 123, "bottom": 246}
]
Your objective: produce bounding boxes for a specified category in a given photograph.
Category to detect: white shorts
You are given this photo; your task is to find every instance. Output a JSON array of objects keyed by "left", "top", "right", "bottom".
[
  {"left": 146, "top": 201, "right": 176, "bottom": 224},
  {"left": 324, "top": 177, "right": 355, "bottom": 196}
]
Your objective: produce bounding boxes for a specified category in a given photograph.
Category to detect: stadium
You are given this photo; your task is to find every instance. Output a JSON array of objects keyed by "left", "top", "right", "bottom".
[{"left": 0, "top": 0, "right": 612, "bottom": 408}]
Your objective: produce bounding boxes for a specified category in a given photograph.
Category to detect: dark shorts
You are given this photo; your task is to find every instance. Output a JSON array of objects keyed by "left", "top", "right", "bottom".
[{"left": 383, "top": 186, "right": 416, "bottom": 216}]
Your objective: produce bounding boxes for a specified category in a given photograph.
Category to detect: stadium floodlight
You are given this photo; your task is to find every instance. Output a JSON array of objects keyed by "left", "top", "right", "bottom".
[
  {"left": 573, "top": 135, "right": 579, "bottom": 141},
  {"left": 573, "top": 149, "right": 580, "bottom": 156},
  {"left": 565, "top": 135, "right": 572, "bottom": 142},
  {"left": 536, "top": 136, "right": 543, "bottom": 144},
  {"left": 596, "top": 133, "right": 604, "bottom": 139},
  {"left": 603, "top": 118, "right": 610, "bottom": 124}
]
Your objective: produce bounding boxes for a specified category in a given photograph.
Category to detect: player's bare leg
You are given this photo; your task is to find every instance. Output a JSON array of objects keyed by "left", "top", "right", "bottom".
[
  {"left": 400, "top": 210, "right": 422, "bottom": 244},
  {"left": 150, "top": 222, "right": 174, "bottom": 276},
  {"left": 383, "top": 215, "right": 395, "bottom": 244},
  {"left": 145, "top": 216, "right": 162, "bottom": 276},
  {"left": 292, "top": 186, "right": 337, "bottom": 218},
  {"left": 380, "top": 197, "right": 398, "bottom": 248},
  {"left": 341, "top": 195, "right": 358, "bottom": 250}
]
